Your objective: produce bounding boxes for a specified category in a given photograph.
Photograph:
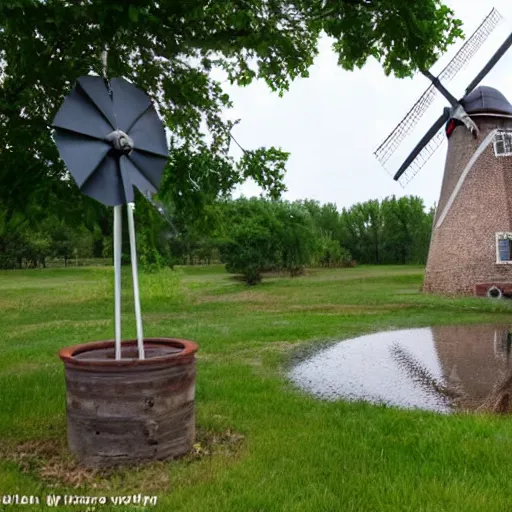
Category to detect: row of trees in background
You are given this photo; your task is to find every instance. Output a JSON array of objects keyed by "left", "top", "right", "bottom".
[
  {"left": 0, "top": 194, "right": 434, "bottom": 284},
  {"left": 173, "top": 196, "right": 434, "bottom": 283},
  {"left": 0, "top": 211, "right": 99, "bottom": 269},
  {"left": 214, "top": 199, "right": 353, "bottom": 284},
  {"left": 0, "top": 195, "right": 166, "bottom": 270}
]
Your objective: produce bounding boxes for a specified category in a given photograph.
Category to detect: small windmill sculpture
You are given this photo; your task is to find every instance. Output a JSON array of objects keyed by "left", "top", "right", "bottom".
[
  {"left": 52, "top": 54, "right": 169, "bottom": 359},
  {"left": 374, "top": 8, "right": 512, "bottom": 296}
]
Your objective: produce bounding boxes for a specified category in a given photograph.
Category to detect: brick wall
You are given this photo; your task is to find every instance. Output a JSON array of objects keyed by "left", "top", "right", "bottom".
[{"left": 423, "top": 115, "right": 512, "bottom": 295}]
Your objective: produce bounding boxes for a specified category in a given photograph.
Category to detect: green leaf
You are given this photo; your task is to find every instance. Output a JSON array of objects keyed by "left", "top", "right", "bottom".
[{"left": 128, "top": 5, "right": 139, "bottom": 23}]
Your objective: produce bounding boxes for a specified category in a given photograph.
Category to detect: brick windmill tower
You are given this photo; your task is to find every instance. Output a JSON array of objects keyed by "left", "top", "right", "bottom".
[{"left": 375, "top": 9, "right": 512, "bottom": 297}]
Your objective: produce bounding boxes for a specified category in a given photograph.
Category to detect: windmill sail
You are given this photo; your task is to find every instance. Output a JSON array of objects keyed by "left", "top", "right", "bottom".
[
  {"left": 394, "top": 111, "right": 450, "bottom": 185},
  {"left": 394, "top": 130, "right": 445, "bottom": 186},
  {"left": 374, "top": 8, "right": 502, "bottom": 169},
  {"left": 464, "top": 32, "right": 512, "bottom": 95},
  {"left": 393, "top": 29, "right": 512, "bottom": 186}
]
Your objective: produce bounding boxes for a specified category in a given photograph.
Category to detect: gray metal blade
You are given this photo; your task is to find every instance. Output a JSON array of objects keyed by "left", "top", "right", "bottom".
[
  {"left": 129, "top": 107, "right": 168, "bottom": 157},
  {"left": 53, "top": 85, "right": 113, "bottom": 140},
  {"left": 110, "top": 77, "right": 152, "bottom": 133},
  {"left": 81, "top": 156, "right": 126, "bottom": 206},
  {"left": 394, "top": 110, "right": 450, "bottom": 181},
  {"left": 421, "top": 70, "right": 458, "bottom": 106},
  {"left": 53, "top": 130, "right": 111, "bottom": 187},
  {"left": 120, "top": 155, "right": 157, "bottom": 197},
  {"left": 77, "top": 75, "right": 117, "bottom": 129},
  {"left": 118, "top": 156, "right": 135, "bottom": 204},
  {"left": 465, "top": 33, "right": 512, "bottom": 95},
  {"left": 128, "top": 150, "right": 168, "bottom": 190}
]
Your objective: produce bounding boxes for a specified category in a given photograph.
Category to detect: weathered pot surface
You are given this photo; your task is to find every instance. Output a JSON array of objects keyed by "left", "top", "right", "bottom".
[{"left": 59, "top": 338, "right": 198, "bottom": 468}]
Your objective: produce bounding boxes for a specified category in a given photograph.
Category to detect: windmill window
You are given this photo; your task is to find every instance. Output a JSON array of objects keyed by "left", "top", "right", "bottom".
[
  {"left": 493, "top": 131, "right": 512, "bottom": 157},
  {"left": 496, "top": 233, "right": 512, "bottom": 264}
]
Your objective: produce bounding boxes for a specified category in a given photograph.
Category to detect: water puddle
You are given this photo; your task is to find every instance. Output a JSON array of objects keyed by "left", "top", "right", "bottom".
[{"left": 289, "top": 325, "right": 512, "bottom": 413}]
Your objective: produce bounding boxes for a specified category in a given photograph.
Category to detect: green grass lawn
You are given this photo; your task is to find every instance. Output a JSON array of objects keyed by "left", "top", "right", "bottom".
[{"left": 2, "top": 264, "right": 512, "bottom": 511}]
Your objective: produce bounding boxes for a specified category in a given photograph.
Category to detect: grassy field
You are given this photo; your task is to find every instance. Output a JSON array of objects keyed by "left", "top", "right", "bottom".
[{"left": 2, "top": 264, "right": 512, "bottom": 511}]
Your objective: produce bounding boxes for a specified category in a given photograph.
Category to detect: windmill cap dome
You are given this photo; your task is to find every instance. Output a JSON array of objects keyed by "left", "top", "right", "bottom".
[{"left": 460, "top": 86, "right": 512, "bottom": 116}]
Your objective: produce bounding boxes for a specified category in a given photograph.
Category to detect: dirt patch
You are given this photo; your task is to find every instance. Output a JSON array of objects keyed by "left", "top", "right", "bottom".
[
  {"left": 1, "top": 439, "right": 105, "bottom": 489},
  {"left": 192, "top": 428, "right": 245, "bottom": 458},
  {"left": 0, "top": 427, "right": 245, "bottom": 490},
  {"left": 0, "top": 439, "right": 94, "bottom": 488}
]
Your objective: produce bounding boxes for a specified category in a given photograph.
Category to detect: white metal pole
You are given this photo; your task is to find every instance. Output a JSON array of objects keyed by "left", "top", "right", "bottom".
[
  {"left": 101, "top": 48, "right": 108, "bottom": 77},
  {"left": 113, "top": 205, "right": 123, "bottom": 360},
  {"left": 127, "top": 202, "right": 145, "bottom": 360}
]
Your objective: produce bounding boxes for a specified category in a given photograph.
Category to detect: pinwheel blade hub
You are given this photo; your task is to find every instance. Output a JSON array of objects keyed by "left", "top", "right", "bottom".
[{"left": 107, "top": 130, "right": 134, "bottom": 155}]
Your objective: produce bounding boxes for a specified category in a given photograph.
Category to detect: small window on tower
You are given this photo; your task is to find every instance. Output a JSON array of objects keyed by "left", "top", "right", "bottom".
[
  {"left": 494, "top": 131, "right": 512, "bottom": 157},
  {"left": 496, "top": 233, "right": 512, "bottom": 263}
]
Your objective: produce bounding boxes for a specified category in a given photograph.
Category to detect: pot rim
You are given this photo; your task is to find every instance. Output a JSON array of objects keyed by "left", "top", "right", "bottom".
[{"left": 58, "top": 337, "right": 198, "bottom": 368}]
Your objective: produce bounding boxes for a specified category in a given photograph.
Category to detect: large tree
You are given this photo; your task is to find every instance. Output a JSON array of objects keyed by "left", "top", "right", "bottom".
[{"left": 0, "top": 0, "right": 462, "bottom": 221}]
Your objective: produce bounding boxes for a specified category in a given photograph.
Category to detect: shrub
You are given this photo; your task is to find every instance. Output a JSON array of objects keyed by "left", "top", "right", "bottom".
[
  {"left": 314, "top": 232, "right": 353, "bottom": 268},
  {"left": 221, "top": 220, "right": 278, "bottom": 285}
]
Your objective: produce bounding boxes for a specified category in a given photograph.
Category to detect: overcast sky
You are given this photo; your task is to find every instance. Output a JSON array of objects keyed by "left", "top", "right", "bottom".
[{"left": 217, "top": 0, "right": 512, "bottom": 211}]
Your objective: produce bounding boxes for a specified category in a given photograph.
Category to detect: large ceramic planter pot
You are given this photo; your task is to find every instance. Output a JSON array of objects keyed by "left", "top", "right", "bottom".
[{"left": 58, "top": 338, "right": 198, "bottom": 468}]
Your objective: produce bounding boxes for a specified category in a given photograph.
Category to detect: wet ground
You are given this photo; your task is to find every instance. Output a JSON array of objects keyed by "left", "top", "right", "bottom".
[{"left": 288, "top": 325, "right": 512, "bottom": 413}]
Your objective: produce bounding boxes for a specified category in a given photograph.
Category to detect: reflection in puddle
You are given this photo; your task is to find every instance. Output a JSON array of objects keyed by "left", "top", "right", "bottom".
[{"left": 289, "top": 325, "right": 512, "bottom": 413}]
